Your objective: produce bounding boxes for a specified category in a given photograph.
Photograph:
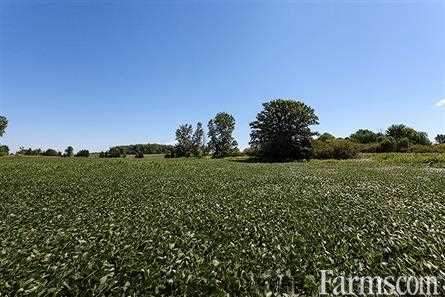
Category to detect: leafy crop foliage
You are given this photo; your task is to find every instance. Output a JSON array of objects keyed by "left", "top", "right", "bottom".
[{"left": 1, "top": 157, "right": 444, "bottom": 296}]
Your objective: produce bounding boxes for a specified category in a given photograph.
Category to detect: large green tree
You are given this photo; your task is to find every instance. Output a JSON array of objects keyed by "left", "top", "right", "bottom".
[
  {"left": 386, "top": 124, "right": 431, "bottom": 146},
  {"left": 249, "top": 99, "right": 319, "bottom": 161},
  {"left": 0, "top": 116, "right": 8, "bottom": 137},
  {"left": 207, "top": 112, "right": 237, "bottom": 158}
]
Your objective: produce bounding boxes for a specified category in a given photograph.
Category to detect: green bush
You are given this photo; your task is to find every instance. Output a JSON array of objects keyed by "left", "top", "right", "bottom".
[
  {"left": 409, "top": 144, "right": 445, "bottom": 153},
  {"left": 312, "top": 139, "right": 360, "bottom": 159},
  {"left": 135, "top": 151, "right": 144, "bottom": 158},
  {"left": 0, "top": 145, "right": 9, "bottom": 156},
  {"left": 76, "top": 150, "right": 90, "bottom": 157},
  {"left": 42, "top": 149, "right": 60, "bottom": 156}
]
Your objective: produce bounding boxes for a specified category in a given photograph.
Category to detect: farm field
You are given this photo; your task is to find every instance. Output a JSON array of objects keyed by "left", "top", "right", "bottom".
[{"left": 1, "top": 155, "right": 445, "bottom": 296}]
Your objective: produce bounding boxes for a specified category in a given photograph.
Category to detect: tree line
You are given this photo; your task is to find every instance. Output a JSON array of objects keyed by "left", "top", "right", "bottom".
[
  {"left": 1, "top": 100, "right": 444, "bottom": 160},
  {"left": 168, "top": 100, "right": 445, "bottom": 161},
  {"left": 15, "top": 146, "right": 90, "bottom": 158}
]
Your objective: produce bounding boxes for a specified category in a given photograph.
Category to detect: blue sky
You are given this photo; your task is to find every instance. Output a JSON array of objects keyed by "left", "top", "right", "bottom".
[{"left": 1, "top": 0, "right": 444, "bottom": 152}]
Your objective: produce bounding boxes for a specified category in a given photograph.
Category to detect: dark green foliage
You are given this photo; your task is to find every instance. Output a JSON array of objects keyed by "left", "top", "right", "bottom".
[
  {"left": 16, "top": 147, "right": 42, "bottom": 156},
  {"left": 174, "top": 124, "right": 194, "bottom": 157},
  {"left": 312, "top": 139, "right": 360, "bottom": 159},
  {"left": 349, "top": 129, "right": 378, "bottom": 144},
  {"left": 397, "top": 137, "right": 410, "bottom": 152},
  {"left": 317, "top": 133, "right": 335, "bottom": 142},
  {"left": 42, "top": 149, "right": 60, "bottom": 156},
  {"left": 109, "top": 147, "right": 125, "bottom": 158},
  {"left": 436, "top": 134, "right": 445, "bottom": 144},
  {"left": 135, "top": 150, "right": 144, "bottom": 158},
  {"left": 386, "top": 124, "right": 431, "bottom": 147},
  {"left": 0, "top": 145, "right": 9, "bottom": 156},
  {"left": 110, "top": 143, "right": 173, "bottom": 155},
  {"left": 249, "top": 99, "right": 319, "bottom": 161},
  {"left": 99, "top": 147, "right": 126, "bottom": 158},
  {"left": 0, "top": 115, "right": 7, "bottom": 137},
  {"left": 64, "top": 146, "right": 74, "bottom": 157},
  {"left": 208, "top": 112, "right": 237, "bottom": 158},
  {"left": 191, "top": 122, "right": 205, "bottom": 157},
  {"left": 378, "top": 136, "right": 397, "bottom": 153},
  {"left": 76, "top": 150, "right": 90, "bottom": 157}
]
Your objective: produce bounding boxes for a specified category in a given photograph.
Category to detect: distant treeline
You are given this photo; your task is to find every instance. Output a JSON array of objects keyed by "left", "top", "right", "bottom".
[
  {"left": 1, "top": 102, "right": 445, "bottom": 161},
  {"left": 109, "top": 143, "right": 173, "bottom": 155},
  {"left": 14, "top": 146, "right": 90, "bottom": 157}
]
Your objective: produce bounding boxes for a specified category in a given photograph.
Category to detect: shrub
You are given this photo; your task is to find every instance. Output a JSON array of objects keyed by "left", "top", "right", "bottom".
[
  {"left": 409, "top": 144, "right": 445, "bottom": 153},
  {"left": 76, "top": 150, "right": 90, "bottom": 157},
  {"left": 378, "top": 136, "right": 396, "bottom": 153},
  {"left": 0, "top": 145, "right": 9, "bottom": 156},
  {"left": 42, "top": 149, "right": 60, "bottom": 156},
  {"left": 318, "top": 133, "right": 335, "bottom": 142},
  {"left": 312, "top": 139, "right": 360, "bottom": 159},
  {"left": 358, "top": 143, "right": 381, "bottom": 153},
  {"left": 350, "top": 129, "right": 379, "bottom": 144},
  {"left": 135, "top": 151, "right": 144, "bottom": 158},
  {"left": 398, "top": 137, "right": 410, "bottom": 152},
  {"left": 16, "top": 147, "right": 42, "bottom": 156},
  {"left": 436, "top": 134, "right": 445, "bottom": 144}
]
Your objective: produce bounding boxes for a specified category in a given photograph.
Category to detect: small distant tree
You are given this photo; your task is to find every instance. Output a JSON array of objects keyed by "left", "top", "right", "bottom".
[
  {"left": 43, "top": 149, "right": 59, "bottom": 156},
  {"left": 436, "top": 134, "right": 445, "bottom": 144},
  {"left": 249, "top": 99, "right": 319, "bottom": 161},
  {"left": 350, "top": 129, "right": 378, "bottom": 144},
  {"left": 175, "top": 124, "right": 194, "bottom": 157},
  {"left": 135, "top": 149, "right": 144, "bottom": 158},
  {"left": 0, "top": 116, "right": 7, "bottom": 137},
  {"left": 0, "top": 145, "right": 9, "bottom": 156},
  {"left": 318, "top": 133, "right": 335, "bottom": 142},
  {"left": 64, "top": 146, "right": 74, "bottom": 157},
  {"left": 191, "top": 122, "right": 205, "bottom": 157},
  {"left": 0, "top": 116, "right": 8, "bottom": 156},
  {"left": 208, "top": 112, "right": 237, "bottom": 158},
  {"left": 76, "top": 150, "right": 90, "bottom": 157}
]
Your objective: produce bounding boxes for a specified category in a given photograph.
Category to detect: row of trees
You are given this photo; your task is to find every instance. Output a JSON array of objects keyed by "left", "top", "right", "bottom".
[
  {"left": 15, "top": 146, "right": 90, "bottom": 157},
  {"left": 318, "top": 125, "right": 444, "bottom": 154},
  {"left": 170, "top": 99, "right": 444, "bottom": 161},
  {"left": 169, "top": 112, "right": 238, "bottom": 158},
  {"left": 109, "top": 143, "right": 173, "bottom": 155},
  {"left": 1, "top": 102, "right": 444, "bottom": 161}
]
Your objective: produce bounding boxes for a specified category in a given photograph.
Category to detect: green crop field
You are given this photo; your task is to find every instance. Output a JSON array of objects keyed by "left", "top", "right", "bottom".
[{"left": 1, "top": 155, "right": 445, "bottom": 296}]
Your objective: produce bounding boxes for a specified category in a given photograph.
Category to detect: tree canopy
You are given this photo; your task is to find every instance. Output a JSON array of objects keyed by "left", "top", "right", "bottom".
[
  {"left": 435, "top": 134, "right": 445, "bottom": 144},
  {"left": 0, "top": 116, "right": 8, "bottom": 137},
  {"left": 208, "top": 113, "right": 237, "bottom": 158},
  {"left": 350, "top": 129, "right": 379, "bottom": 144},
  {"left": 249, "top": 99, "right": 319, "bottom": 161}
]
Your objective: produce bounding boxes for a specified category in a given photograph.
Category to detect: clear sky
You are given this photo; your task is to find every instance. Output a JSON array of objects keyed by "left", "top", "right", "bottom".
[{"left": 1, "top": 0, "right": 444, "bottom": 152}]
